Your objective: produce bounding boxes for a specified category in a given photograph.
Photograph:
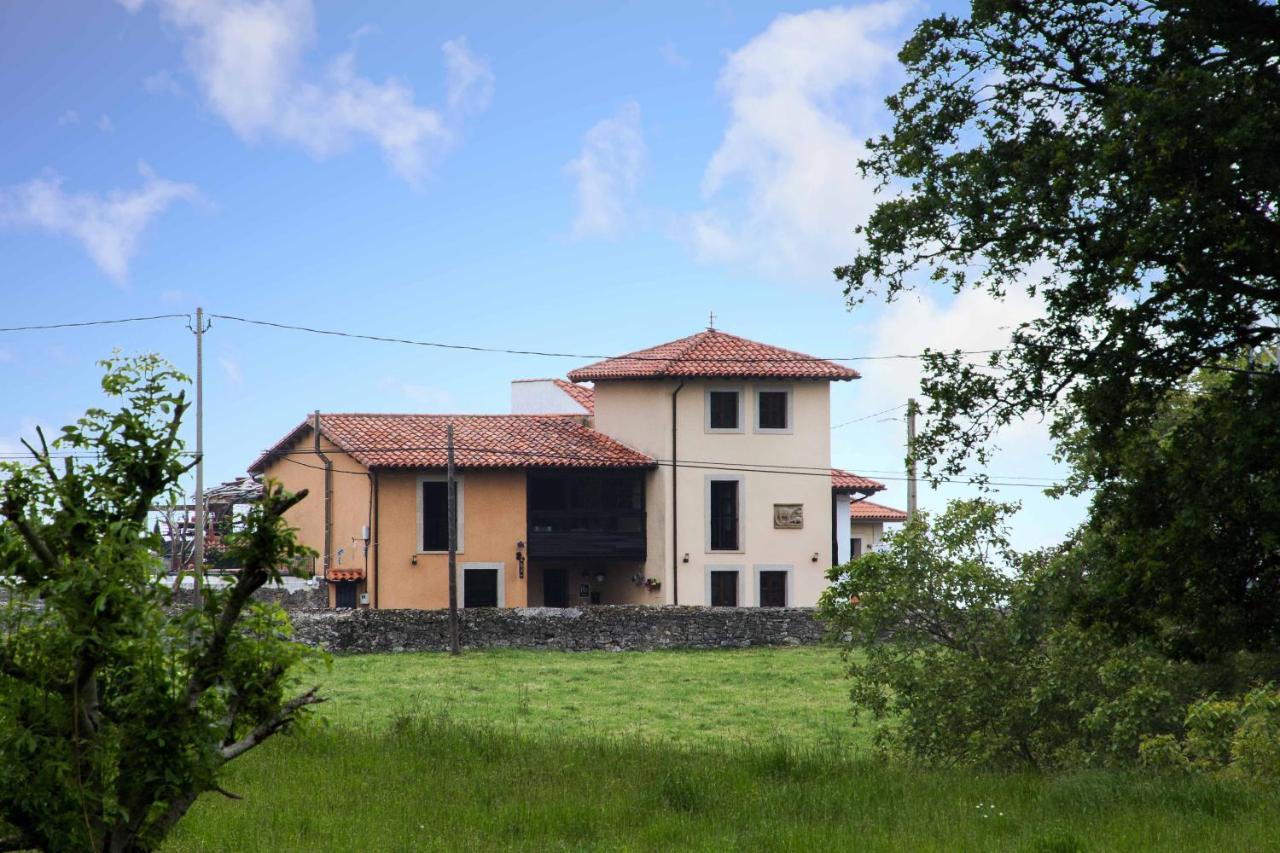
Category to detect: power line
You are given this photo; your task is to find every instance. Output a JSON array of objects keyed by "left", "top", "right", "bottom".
[
  {"left": 209, "top": 313, "right": 1002, "bottom": 364},
  {"left": 831, "top": 403, "right": 909, "bottom": 429},
  {"left": 0, "top": 314, "right": 189, "bottom": 333},
  {"left": 263, "top": 443, "right": 1071, "bottom": 489}
]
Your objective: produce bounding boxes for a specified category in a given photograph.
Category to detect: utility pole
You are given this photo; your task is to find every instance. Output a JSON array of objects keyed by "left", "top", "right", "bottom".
[
  {"left": 906, "top": 397, "right": 918, "bottom": 521},
  {"left": 447, "top": 423, "right": 460, "bottom": 655},
  {"left": 192, "top": 306, "right": 206, "bottom": 607}
]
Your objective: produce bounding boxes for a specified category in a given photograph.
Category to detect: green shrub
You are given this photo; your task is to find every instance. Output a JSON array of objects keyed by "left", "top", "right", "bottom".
[
  {"left": 1230, "top": 687, "right": 1280, "bottom": 778},
  {"left": 821, "top": 499, "right": 1276, "bottom": 772}
]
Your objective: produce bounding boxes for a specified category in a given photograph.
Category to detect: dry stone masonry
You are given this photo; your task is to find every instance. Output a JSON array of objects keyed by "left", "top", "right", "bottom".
[{"left": 288, "top": 606, "right": 827, "bottom": 653}]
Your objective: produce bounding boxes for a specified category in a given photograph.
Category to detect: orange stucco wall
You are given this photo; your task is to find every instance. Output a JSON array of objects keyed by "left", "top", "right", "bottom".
[
  {"left": 259, "top": 429, "right": 528, "bottom": 609},
  {"left": 373, "top": 469, "right": 528, "bottom": 609},
  {"left": 260, "top": 432, "right": 372, "bottom": 607}
]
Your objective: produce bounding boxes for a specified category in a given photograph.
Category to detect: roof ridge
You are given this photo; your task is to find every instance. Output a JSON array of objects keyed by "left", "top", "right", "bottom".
[{"left": 322, "top": 412, "right": 580, "bottom": 419}]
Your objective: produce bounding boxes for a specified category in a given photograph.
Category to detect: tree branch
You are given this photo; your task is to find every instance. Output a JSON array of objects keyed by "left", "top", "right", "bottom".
[
  {"left": 0, "top": 833, "right": 31, "bottom": 852},
  {"left": 219, "top": 686, "right": 325, "bottom": 763},
  {"left": 0, "top": 511, "right": 62, "bottom": 575}
]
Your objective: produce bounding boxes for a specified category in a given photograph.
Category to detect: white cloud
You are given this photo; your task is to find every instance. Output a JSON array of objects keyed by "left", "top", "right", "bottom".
[
  {"left": 833, "top": 282, "right": 1091, "bottom": 549},
  {"left": 690, "top": 2, "right": 912, "bottom": 278},
  {"left": 143, "top": 69, "right": 185, "bottom": 97},
  {"left": 57, "top": 110, "right": 80, "bottom": 126},
  {"left": 0, "top": 163, "right": 198, "bottom": 281},
  {"left": 120, "top": 1, "right": 492, "bottom": 184},
  {"left": 97, "top": 114, "right": 115, "bottom": 133},
  {"left": 219, "top": 355, "right": 243, "bottom": 384},
  {"left": 377, "top": 377, "right": 454, "bottom": 409},
  {"left": 565, "top": 102, "right": 645, "bottom": 239},
  {"left": 659, "top": 39, "right": 690, "bottom": 70},
  {"left": 443, "top": 37, "right": 494, "bottom": 115}
]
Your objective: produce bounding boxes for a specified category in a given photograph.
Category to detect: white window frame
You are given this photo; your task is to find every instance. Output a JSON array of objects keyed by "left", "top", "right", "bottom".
[
  {"left": 753, "top": 384, "right": 794, "bottom": 434},
  {"left": 753, "top": 564, "right": 794, "bottom": 608},
  {"left": 461, "top": 562, "right": 504, "bottom": 608},
  {"left": 704, "top": 385, "right": 745, "bottom": 434},
  {"left": 417, "top": 473, "right": 464, "bottom": 554},
  {"left": 705, "top": 474, "right": 745, "bottom": 554},
  {"left": 705, "top": 565, "right": 744, "bottom": 607}
]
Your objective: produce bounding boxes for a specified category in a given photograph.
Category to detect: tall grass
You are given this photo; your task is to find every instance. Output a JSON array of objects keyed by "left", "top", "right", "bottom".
[{"left": 169, "top": 713, "right": 1280, "bottom": 852}]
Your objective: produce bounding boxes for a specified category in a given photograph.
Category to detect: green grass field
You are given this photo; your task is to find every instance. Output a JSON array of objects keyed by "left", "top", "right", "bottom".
[
  {"left": 312, "top": 646, "right": 864, "bottom": 749},
  {"left": 166, "top": 648, "right": 1280, "bottom": 851}
]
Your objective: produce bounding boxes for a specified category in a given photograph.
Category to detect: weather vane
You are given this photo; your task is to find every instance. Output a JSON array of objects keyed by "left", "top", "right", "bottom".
[{"left": 708, "top": 310, "right": 716, "bottom": 330}]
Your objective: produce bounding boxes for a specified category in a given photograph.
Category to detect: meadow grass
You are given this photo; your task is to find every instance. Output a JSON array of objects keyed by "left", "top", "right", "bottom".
[
  {"left": 170, "top": 712, "right": 1280, "bottom": 852},
  {"left": 163, "top": 648, "right": 1280, "bottom": 850},
  {"left": 307, "top": 646, "right": 865, "bottom": 749}
]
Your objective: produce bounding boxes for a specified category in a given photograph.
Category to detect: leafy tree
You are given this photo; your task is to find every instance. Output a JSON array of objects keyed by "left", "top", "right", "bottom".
[
  {"left": 0, "top": 354, "right": 321, "bottom": 852},
  {"left": 1051, "top": 359, "right": 1280, "bottom": 660},
  {"left": 821, "top": 499, "right": 1202, "bottom": 769},
  {"left": 839, "top": 0, "right": 1280, "bottom": 478}
]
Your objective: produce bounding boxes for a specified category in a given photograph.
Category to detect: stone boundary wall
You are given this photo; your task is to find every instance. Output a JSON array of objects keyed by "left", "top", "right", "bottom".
[
  {"left": 288, "top": 606, "right": 828, "bottom": 653},
  {"left": 169, "top": 583, "right": 329, "bottom": 610}
]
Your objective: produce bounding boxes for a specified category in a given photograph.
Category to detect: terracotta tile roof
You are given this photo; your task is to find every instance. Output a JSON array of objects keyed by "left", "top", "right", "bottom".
[
  {"left": 327, "top": 569, "right": 364, "bottom": 582},
  {"left": 850, "top": 499, "right": 908, "bottom": 522},
  {"left": 831, "top": 468, "right": 886, "bottom": 494},
  {"left": 553, "top": 379, "right": 595, "bottom": 413},
  {"left": 250, "top": 414, "right": 654, "bottom": 473},
  {"left": 567, "top": 329, "right": 860, "bottom": 382}
]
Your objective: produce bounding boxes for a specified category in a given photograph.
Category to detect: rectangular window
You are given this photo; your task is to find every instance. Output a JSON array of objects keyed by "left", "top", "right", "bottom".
[
  {"left": 421, "top": 481, "right": 449, "bottom": 551},
  {"left": 850, "top": 537, "right": 863, "bottom": 559},
  {"left": 759, "top": 571, "right": 787, "bottom": 607},
  {"left": 757, "top": 389, "right": 790, "bottom": 431},
  {"left": 463, "top": 567, "right": 498, "bottom": 607},
  {"left": 708, "top": 390, "right": 740, "bottom": 430},
  {"left": 710, "top": 570, "right": 739, "bottom": 607},
  {"left": 709, "top": 479, "right": 740, "bottom": 551}
]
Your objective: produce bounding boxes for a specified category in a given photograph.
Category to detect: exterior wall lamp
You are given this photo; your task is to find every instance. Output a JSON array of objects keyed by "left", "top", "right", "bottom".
[
  {"left": 682, "top": 553, "right": 689, "bottom": 564},
  {"left": 515, "top": 540, "right": 526, "bottom": 578}
]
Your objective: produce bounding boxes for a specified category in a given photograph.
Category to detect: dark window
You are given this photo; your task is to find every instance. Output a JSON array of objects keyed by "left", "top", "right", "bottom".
[
  {"left": 757, "top": 390, "right": 789, "bottom": 430},
  {"left": 709, "top": 390, "right": 739, "bottom": 430},
  {"left": 710, "top": 570, "right": 739, "bottom": 607},
  {"left": 759, "top": 571, "right": 787, "bottom": 607},
  {"left": 422, "top": 481, "right": 449, "bottom": 551},
  {"left": 334, "top": 581, "right": 358, "bottom": 609},
  {"left": 464, "top": 568, "right": 498, "bottom": 607},
  {"left": 850, "top": 537, "right": 863, "bottom": 558},
  {"left": 709, "top": 480, "right": 739, "bottom": 551}
]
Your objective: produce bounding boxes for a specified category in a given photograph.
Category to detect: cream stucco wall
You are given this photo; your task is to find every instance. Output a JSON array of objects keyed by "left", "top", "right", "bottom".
[
  {"left": 851, "top": 521, "right": 891, "bottom": 554},
  {"left": 593, "top": 378, "right": 835, "bottom": 607}
]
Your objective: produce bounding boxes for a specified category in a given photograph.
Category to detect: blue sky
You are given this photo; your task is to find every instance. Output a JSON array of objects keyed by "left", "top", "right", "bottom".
[{"left": 0, "top": 0, "right": 1087, "bottom": 549}]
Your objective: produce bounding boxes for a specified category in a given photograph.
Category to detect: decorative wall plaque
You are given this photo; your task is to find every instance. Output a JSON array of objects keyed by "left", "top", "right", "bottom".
[{"left": 773, "top": 503, "right": 804, "bottom": 529}]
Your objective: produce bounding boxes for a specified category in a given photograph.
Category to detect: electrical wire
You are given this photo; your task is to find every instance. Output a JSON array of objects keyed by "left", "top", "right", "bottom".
[
  {"left": 208, "top": 313, "right": 1002, "bottom": 364},
  {"left": 0, "top": 314, "right": 190, "bottom": 332},
  {"left": 830, "top": 403, "right": 909, "bottom": 429},
  {"left": 263, "top": 443, "right": 1071, "bottom": 489}
]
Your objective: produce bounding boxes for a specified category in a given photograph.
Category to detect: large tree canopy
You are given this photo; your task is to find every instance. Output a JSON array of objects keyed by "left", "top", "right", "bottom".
[{"left": 840, "top": 0, "right": 1280, "bottom": 477}]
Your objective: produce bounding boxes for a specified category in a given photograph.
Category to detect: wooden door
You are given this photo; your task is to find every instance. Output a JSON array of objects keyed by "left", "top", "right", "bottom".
[
  {"left": 759, "top": 571, "right": 787, "bottom": 607},
  {"left": 543, "top": 568, "right": 568, "bottom": 607}
]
